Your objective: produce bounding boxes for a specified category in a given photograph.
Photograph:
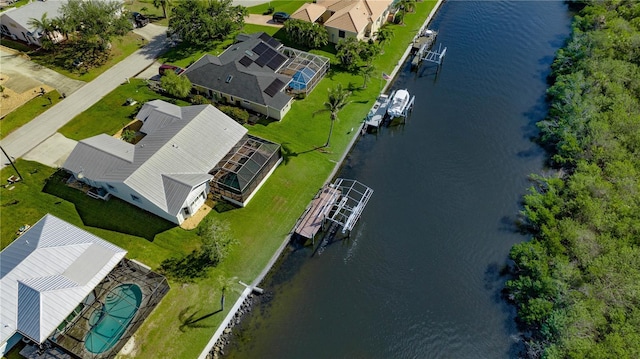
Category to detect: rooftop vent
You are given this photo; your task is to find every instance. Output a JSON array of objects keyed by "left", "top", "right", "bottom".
[{"left": 225, "top": 75, "right": 233, "bottom": 83}]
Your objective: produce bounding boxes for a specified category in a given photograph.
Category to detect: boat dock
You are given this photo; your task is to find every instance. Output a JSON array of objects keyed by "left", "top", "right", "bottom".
[
  {"left": 294, "top": 185, "right": 340, "bottom": 240},
  {"left": 364, "top": 92, "right": 392, "bottom": 129},
  {"left": 294, "top": 179, "right": 373, "bottom": 243}
]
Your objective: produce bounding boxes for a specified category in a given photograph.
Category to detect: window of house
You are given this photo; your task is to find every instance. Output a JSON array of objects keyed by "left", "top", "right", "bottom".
[
  {"left": 131, "top": 194, "right": 141, "bottom": 202},
  {"left": 339, "top": 30, "right": 346, "bottom": 38},
  {"left": 1, "top": 25, "right": 10, "bottom": 36},
  {"left": 107, "top": 184, "right": 117, "bottom": 192}
]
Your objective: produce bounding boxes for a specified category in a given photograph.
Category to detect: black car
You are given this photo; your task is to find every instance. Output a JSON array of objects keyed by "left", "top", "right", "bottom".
[
  {"left": 272, "top": 12, "right": 290, "bottom": 23},
  {"left": 132, "top": 12, "right": 149, "bottom": 28}
]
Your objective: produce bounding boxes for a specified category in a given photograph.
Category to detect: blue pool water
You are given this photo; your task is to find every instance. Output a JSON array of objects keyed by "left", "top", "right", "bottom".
[{"left": 84, "top": 283, "right": 142, "bottom": 354}]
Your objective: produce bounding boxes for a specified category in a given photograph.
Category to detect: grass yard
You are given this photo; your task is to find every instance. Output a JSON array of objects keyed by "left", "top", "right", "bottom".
[
  {"left": 247, "top": 0, "right": 311, "bottom": 15},
  {"left": 27, "top": 33, "right": 147, "bottom": 82},
  {"left": 0, "top": 90, "right": 62, "bottom": 139},
  {"left": 58, "top": 80, "right": 189, "bottom": 140},
  {"left": 123, "top": 0, "right": 170, "bottom": 26},
  {"left": 0, "top": 2, "right": 438, "bottom": 358}
]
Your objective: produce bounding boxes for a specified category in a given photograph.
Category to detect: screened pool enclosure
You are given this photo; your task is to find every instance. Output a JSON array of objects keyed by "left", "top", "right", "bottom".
[
  {"left": 210, "top": 135, "right": 282, "bottom": 206},
  {"left": 278, "top": 47, "right": 330, "bottom": 95}
]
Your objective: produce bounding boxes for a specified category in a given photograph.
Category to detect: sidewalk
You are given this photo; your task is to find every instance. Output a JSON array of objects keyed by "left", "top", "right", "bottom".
[{"left": 0, "top": 25, "right": 170, "bottom": 169}]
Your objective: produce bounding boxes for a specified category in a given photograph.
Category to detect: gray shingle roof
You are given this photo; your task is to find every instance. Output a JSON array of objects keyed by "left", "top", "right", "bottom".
[
  {"left": 0, "top": 214, "right": 127, "bottom": 345},
  {"left": 183, "top": 33, "right": 293, "bottom": 111},
  {"left": 63, "top": 102, "right": 247, "bottom": 217}
]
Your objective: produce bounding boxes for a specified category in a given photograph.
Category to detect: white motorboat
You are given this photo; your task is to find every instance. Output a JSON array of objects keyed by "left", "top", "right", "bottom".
[{"left": 387, "top": 89, "right": 411, "bottom": 119}]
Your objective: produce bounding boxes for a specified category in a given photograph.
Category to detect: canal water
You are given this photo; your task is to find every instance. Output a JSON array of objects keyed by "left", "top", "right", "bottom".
[{"left": 227, "top": 1, "right": 572, "bottom": 358}]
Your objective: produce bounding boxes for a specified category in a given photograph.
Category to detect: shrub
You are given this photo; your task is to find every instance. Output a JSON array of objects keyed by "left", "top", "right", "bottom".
[
  {"left": 263, "top": 6, "right": 274, "bottom": 15},
  {"left": 218, "top": 105, "right": 249, "bottom": 124},
  {"left": 191, "top": 94, "right": 210, "bottom": 105}
]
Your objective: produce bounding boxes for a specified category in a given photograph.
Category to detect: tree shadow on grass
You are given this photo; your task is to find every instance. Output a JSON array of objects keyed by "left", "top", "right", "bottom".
[
  {"left": 159, "top": 250, "right": 211, "bottom": 282},
  {"left": 178, "top": 305, "right": 220, "bottom": 332},
  {"left": 42, "top": 170, "right": 175, "bottom": 241}
]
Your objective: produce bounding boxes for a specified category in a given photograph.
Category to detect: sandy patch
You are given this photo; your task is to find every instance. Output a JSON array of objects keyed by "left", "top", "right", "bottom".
[
  {"left": 117, "top": 335, "right": 138, "bottom": 357},
  {"left": 0, "top": 72, "right": 55, "bottom": 118}
]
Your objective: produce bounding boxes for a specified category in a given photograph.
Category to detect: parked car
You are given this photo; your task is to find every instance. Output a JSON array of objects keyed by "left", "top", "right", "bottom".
[
  {"left": 159, "top": 64, "right": 185, "bottom": 76},
  {"left": 132, "top": 12, "right": 149, "bottom": 28},
  {"left": 272, "top": 12, "right": 290, "bottom": 23}
]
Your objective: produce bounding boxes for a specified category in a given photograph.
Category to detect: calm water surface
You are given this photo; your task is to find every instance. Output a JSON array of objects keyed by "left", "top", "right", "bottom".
[{"left": 227, "top": 1, "right": 572, "bottom": 358}]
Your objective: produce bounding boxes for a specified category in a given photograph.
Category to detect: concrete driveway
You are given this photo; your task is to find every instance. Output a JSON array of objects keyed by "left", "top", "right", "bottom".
[
  {"left": 0, "top": 47, "right": 85, "bottom": 97},
  {"left": 0, "top": 26, "right": 171, "bottom": 170}
]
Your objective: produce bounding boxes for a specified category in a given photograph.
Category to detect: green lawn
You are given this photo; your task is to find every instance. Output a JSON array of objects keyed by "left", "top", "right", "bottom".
[
  {"left": 0, "top": 2, "right": 438, "bottom": 358},
  {"left": 27, "top": 32, "right": 147, "bottom": 82},
  {"left": 247, "top": 0, "right": 311, "bottom": 15},
  {"left": 1, "top": 90, "right": 62, "bottom": 139},
  {"left": 124, "top": 0, "right": 170, "bottom": 26},
  {"left": 58, "top": 81, "right": 189, "bottom": 140}
]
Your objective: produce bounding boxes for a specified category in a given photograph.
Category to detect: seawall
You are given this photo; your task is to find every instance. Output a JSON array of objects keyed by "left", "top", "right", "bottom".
[{"left": 198, "top": 1, "right": 446, "bottom": 357}]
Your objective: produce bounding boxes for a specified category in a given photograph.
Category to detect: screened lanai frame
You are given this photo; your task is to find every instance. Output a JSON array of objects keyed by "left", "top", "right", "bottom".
[
  {"left": 278, "top": 47, "right": 330, "bottom": 95},
  {"left": 210, "top": 134, "right": 281, "bottom": 205},
  {"left": 48, "top": 259, "right": 169, "bottom": 359}
]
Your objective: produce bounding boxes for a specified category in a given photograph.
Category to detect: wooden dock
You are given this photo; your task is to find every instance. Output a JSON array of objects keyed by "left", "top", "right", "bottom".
[{"left": 294, "top": 185, "right": 340, "bottom": 239}]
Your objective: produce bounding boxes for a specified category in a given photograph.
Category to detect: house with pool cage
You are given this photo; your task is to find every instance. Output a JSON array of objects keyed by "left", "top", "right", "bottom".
[
  {"left": 0, "top": 214, "right": 169, "bottom": 358},
  {"left": 183, "top": 32, "right": 330, "bottom": 121},
  {"left": 63, "top": 100, "right": 282, "bottom": 224}
]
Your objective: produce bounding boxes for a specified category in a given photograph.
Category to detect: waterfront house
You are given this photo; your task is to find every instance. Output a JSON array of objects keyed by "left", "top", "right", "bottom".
[
  {"left": 63, "top": 100, "right": 282, "bottom": 224},
  {"left": 183, "top": 32, "right": 294, "bottom": 121},
  {"left": 290, "top": 0, "right": 394, "bottom": 44},
  {"left": 0, "top": 214, "right": 169, "bottom": 358},
  {"left": 0, "top": 214, "right": 126, "bottom": 356}
]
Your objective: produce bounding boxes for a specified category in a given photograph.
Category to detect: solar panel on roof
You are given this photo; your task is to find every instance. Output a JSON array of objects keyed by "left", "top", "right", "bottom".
[
  {"left": 252, "top": 42, "right": 268, "bottom": 55},
  {"left": 255, "top": 54, "right": 270, "bottom": 67},
  {"left": 239, "top": 56, "right": 253, "bottom": 67},
  {"left": 258, "top": 33, "right": 271, "bottom": 42},
  {"left": 266, "top": 54, "right": 286, "bottom": 70},
  {"left": 264, "top": 78, "right": 285, "bottom": 97},
  {"left": 267, "top": 37, "right": 282, "bottom": 49}
]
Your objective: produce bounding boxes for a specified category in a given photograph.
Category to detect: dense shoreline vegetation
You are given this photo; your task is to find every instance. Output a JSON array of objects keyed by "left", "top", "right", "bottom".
[{"left": 506, "top": 1, "right": 640, "bottom": 357}]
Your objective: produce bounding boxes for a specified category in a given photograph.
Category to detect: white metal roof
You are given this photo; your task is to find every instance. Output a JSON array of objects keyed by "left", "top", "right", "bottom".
[
  {"left": 0, "top": 214, "right": 127, "bottom": 345},
  {"left": 63, "top": 102, "right": 247, "bottom": 218}
]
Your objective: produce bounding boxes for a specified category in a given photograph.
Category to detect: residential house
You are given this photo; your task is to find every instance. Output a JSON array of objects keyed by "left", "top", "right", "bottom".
[
  {"left": 0, "top": 0, "right": 65, "bottom": 46},
  {"left": 291, "top": 0, "right": 394, "bottom": 43},
  {"left": 63, "top": 100, "right": 282, "bottom": 224},
  {"left": 0, "top": 214, "right": 127, "bottom": 356},
  {"left": 183, "top": 32, "right": 294, "bottom": 121}
]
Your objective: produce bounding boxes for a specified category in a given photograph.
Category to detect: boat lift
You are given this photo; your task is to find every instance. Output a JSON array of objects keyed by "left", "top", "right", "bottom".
[
  {"left": 294, "top": 178, "right": 373, "bottom": 244},
  {"left": 413, "top": 43, "right": 447, "bottom": 73}
]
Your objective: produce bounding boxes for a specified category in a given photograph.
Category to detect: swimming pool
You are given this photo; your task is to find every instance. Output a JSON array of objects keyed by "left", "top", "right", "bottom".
[{"left": 84, "top": 283, "right": 142, "bottom": 354}]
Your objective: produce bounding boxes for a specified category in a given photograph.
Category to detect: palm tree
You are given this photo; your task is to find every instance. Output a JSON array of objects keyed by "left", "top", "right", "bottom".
[
  {"left": 360, "top": 64, "right": 375, "bottom": 89},
  {"left": 28, "top": 13, "right": 55, "bottom": 50},
  {"left": 375, "top": 25, "right": 394, "bottom": 50},
  {"left": 218, "top": 275, "right": 237, "bottom": 311},
  {"left": 153, "top": 0, "right": 173, "bottom": 19},
  {"left": 316, "top": 84, "right": 352, "bottom": 147}
]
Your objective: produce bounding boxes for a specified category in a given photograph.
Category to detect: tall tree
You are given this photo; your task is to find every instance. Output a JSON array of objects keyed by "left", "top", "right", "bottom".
[
  {"left": 359, "top": 63, "right": 375, "bottom": 89},
  {"left": 160, "top": 71, "right": 192, "bottom": 99},
  {"left": 169, "top": 0, "right": 247, "bottom": 46},
  {"left": 335, "top": 37, "right": 361, "bottom": 72},
  {"left": 375, "top": 25, "right": 394, "bottom": 51},
  {"left": 315, "top": 84, "right": 352, "bottom": 147},
  {"left": 197, "top": 217, "right": 237, "bottom": 266},
  {"left": 60, "top": 0, "right": 131, "bottom": 61},
  {"left": 152, "top": 0, "right": 172, "bottom": 19},
  {"left": 28, "top": 13, "right": 55, "bottom": 51}
]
